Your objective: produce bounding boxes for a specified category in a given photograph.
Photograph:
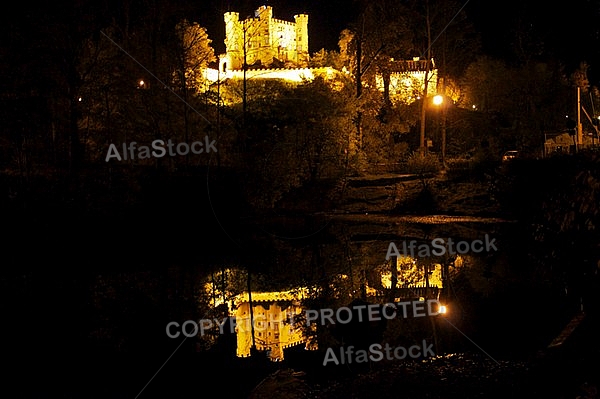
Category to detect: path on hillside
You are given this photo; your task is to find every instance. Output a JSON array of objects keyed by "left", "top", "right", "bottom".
[{"left": 331, "top": 171, "right": 507, "bottom": 220}]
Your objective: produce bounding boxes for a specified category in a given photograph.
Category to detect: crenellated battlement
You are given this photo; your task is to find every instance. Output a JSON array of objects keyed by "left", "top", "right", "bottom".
[
  {"left": 201, "top": 65, "right": 342, "bottom": 92},
  {"left": 389, "top": 70, "right": 433, "bottom": 76},
  {"left": 272, "top": 18, "right": 295, "bottom": 26},
  {"left": 208, "top": 6, "right": 436, "bottom": 106},
  {"left": 221, "top": 5, "right": 309, "bottom": 71},
  {"left": 240, "top": 67, "right": 314, "bottom": 72}
]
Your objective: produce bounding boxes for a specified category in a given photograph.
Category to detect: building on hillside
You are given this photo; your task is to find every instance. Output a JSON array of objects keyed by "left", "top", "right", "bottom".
[
  {"left": 219, "top": 5, "right": 309, "bottom": 73},
  {"left": 544, "top": 131, "right": 599, "bottom": 156},
  {"left": 201, "top": 5, "right": 437, "bottom": 105},
  {"left": 376, "top": 57, "right": 438, "bottom": 105}
]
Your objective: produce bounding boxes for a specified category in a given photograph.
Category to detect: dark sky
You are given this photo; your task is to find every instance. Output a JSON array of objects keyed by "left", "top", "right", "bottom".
[
  {"left": 194, "top": 0, "right": 359, "bottom": 55},
  {"left": 465, "top": 0, "right": 600, "bottom": 76},
  {"left": 2, "top": 0, "right": 599, "bottom": 83},
  {"left": 193, "top": 0, "right": 600, "bottom": 80}
]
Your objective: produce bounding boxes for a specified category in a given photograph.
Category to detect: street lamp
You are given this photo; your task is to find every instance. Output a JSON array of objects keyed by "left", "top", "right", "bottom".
[
  {"left": 419, "top": 94, "right": 445, "bottom": 157},
  {"left": 432, "top": 95, "right": 446, "bottom": 167}
]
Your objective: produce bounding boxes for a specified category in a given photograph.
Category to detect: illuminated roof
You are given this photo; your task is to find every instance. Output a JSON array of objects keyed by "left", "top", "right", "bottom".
[
  {"left": 233, "top": 287, "right": 313, "bottom": 303},
  {"left": 386, "top": 58, "right": 435, "bottom": 73}
]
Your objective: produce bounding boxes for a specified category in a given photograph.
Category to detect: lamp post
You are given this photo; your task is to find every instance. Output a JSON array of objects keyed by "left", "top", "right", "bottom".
[
  {"left": 432, "top": 95, "right": 444, "bottom": 166},
  {"left": 419, "top": 94, "right": 444, "bottom": 157}
]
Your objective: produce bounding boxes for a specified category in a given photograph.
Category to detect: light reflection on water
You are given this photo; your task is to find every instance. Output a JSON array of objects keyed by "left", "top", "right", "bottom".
[{"left": 197, "top": 215, "right": 517, "bottom": 363}]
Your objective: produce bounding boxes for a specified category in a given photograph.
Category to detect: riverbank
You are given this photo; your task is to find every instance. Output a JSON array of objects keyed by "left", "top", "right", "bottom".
[{"left": 249, "top": 312, "right": 600, "bottom": 399}]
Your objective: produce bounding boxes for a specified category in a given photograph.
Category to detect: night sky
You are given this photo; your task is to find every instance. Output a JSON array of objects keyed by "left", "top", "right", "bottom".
[
  {"left": 2, "top": 0, "right": 599, "bottom": 79},
  {"left": 193, "top": 0, "right": 359, "bottom": 54},
  {"left": 188, "top": 0, "right": 600, "bottom": 82},
  {"left": 466, "top": 0, "right": 600, "bottom": 77}
]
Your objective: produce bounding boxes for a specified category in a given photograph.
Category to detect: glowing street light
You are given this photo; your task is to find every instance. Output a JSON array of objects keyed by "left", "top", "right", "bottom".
[{"left": 432, "top": 94, "right": 447, "bottom": 168}]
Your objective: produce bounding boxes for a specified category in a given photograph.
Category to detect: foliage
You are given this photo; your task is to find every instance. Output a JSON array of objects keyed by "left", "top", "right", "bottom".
[
  {"left": 173, "top": 19, "right": 216, "bottom": 94},
  {"left": 218, "top": 76, "right": 356, "bottom": 211},
  {"left": 491, "top": 153, "right": 600, "bottom": 312},
  {"left": 406, "top": 151, "right": 442, "bottom": 175},
  {"left": 309, "top": 48, "right": 345, "bottom": 70},
  {"left": 460, "top": 56, "right": 512, "bottom": 113},
  {"left": 460, "top": 55, "right": 572, "bottom": 153},
  {"left": 571, "top": 61, "right": 590, "bottom": 91}
]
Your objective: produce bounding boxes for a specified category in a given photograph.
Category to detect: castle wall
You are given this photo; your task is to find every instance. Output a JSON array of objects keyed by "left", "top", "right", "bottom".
[
  {"left": 205, "top": 66, "right": 340, "bottom": 88},
  {"left": 222, "top": 6, "right": 309, "bottom": 72},
  {"left": 204, "top": 63, "right": 434, "bottom": 106},
  {"left": 215, "top": 8, "right": 436, "bottom": 105},
  {"left": 225, "top": 66, "right": 337, "bottom": 83}
]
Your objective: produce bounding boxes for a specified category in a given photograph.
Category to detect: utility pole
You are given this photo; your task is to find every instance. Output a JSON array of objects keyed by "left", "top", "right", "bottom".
[
  {"left": 243, "top": 20, "right": 247, "bottom": 135},
  {"left": 440, "top": 3, "right": 448, "bottom": 169},
  {"left": 247, "top": 270, "right": 256, "bottom": 351},
  {"left": 419, "top": 1, "right": 432, "bottom": 158},
  {"left": 578, "top": 87, "right": 583, "bottom": 148},
  {"left": 216, "top": 67, "right": 221, "bottom": 167},
  {"left": 355, "top": 27, "right": 363, "bottom": 152},
  {"left": 424, "top": 262, "right": 430, "bottom": 298},
  {"left": 439, "top": 82, "right": 447, "bottom": 168},
  {"left": 419, "top": 62, "right": 431, "bottom": 158},
  {"left": 389, "top": 256, "right": 398, "bottom": 303}
]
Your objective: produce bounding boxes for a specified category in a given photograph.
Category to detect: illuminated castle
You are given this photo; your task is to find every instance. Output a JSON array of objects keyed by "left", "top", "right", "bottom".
[
  {"left": 219, "top": 5, "right": 309, "bottom": 72},
  {"left": 200, "top": 5, "right": 436, "bottom": 105}
]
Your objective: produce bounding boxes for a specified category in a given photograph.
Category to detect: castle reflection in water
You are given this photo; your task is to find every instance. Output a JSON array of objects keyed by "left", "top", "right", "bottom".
[{"left": 203, "top": 255, "right": 453, "bottom": 361}]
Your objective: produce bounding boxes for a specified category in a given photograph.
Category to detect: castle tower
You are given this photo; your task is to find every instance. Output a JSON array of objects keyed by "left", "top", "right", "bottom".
[
  {"left": 294, "top": 14, "right": 309, "bottom": 66},
  {"left": 256, "top": 4, "right": 273, "bottom": 20},
  {"left": 253, "top": 5, "right": 275, "bottom": 67},
  {"left": 223, "top": 11, "right": 242, "bottom": 70}
]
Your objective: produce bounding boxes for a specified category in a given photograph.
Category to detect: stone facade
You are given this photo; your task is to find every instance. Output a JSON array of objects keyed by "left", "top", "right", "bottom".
[
  {"left": 206, "top": 6, "right": 437, "bottom": 105},
  {"left": 220, "top": 5, "right": 309, "bottom": 72}
]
